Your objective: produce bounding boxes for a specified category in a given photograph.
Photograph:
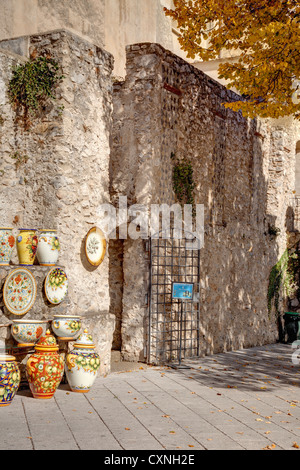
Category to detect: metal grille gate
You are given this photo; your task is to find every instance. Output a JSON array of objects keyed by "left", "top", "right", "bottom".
[{"left": 148, "top": 229, "right": 201, "bottom": 365}]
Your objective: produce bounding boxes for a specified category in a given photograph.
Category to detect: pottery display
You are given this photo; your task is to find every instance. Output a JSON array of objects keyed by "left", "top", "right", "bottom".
[
  {"left": 44, "top": 267, "right": 68, "bottom": 305},
  {"left": 36, "top": 230, "right": 60, "bottom": 266},
  {"left": 11, "top": 320, "right": 48, "bottom": 348},
  {"left": 65, "top": 329, "right": 100, "bottom": 393},
  {"left": 85, "top": 227, "right": 106, "bottom": 267},
  {"left": 51, "top": 315, "right": 82, "bottom": 341},
  {"left": 0, "top": 228, "right": 15, "bottom": 266},
  {"left": 3, "top": 267, "right": 37, "bottom": 316},
  {"left": 26, "top": 330, "right": 64, "bottom": 399},
  {"left": 16, "top": 229, "right": 38, "bottom": 266},
  {"left": 0, "top": 355, "right": 20, "bottom": 407}
]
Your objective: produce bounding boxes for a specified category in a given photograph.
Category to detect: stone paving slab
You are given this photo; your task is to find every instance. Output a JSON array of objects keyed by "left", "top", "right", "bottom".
[{"left": 1, "top": 343, "right": 300, "bottom": 451}]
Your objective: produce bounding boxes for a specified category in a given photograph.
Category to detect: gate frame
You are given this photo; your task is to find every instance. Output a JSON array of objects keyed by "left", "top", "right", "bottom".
[{"left": 147, "top": 228, "right": 201, "bottom": 365}]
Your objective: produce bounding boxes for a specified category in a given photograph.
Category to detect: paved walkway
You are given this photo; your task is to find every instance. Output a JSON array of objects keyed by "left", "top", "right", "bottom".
[{"left": 1, "top": 343, "right": 300, "bottom": 451}]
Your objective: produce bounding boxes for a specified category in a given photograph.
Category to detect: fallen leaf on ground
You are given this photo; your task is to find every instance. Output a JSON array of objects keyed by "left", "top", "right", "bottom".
[{"left": 262, "top": 444, "right": 276, "bottom": 450}]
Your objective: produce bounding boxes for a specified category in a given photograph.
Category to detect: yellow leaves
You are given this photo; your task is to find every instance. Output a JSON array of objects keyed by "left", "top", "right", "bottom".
[
  {"left": 263, "top": 443, "right": 276, "bottom": 450},
  {"left": 164, "top": 0, "right": 300, "bottom": 120}
]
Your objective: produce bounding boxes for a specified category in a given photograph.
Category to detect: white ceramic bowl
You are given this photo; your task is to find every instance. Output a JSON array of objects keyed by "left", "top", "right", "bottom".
[
  {"left": 51, "top": 315, "right": 82, "bottom": 341},
  {"left": 11, "top": 320, "right": 49, "bottom": 347}
]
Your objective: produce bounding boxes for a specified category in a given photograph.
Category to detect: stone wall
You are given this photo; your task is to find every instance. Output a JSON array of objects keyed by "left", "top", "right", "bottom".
[
  {"left": 0, "top": 0, "right": 105, "bottom": 50},
  {"left": 0, "top": 0, "right": 185, "bottom": 79},
  {"left": 0, "top": 30, "right": 115, "bottom": 375},
  {"left": 111, "top": 43, "right": 298, "bottom": 363}
]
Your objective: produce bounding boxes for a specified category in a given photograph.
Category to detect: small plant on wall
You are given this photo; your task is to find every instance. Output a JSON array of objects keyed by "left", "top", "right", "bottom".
[
  {"left": 267, "top": 246, "right": 299, "bottom": 320},
  {"left": 7, "top": 56, "right": 64, "bottom": 129},
  {"left": 171, "top": 152, "right": 196, "bottom": 215}
]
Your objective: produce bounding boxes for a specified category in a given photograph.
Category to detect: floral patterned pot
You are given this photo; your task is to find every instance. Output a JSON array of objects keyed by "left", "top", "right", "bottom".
[
  {"left": 11, "top": 320, "right": 48, "bottom": 348},
  {"left": 65, "top": 329, "right": 100, "bottom": 393},
  {"left": 26, "top": 330, "right": 64, "bottom": 399},
  {"left": 16, "top": 229, "right": 38, "bottom": 266},
  {"left": 51, "top": 315, "right": 82, "bottom": 341},
  {"left": 0, "top": 355, "right": 20, "bottom": 407},
  {"left": 36, "top": 230, "right": 60, "bottom": 266},
  {"left": 0, "top": 228, "right": 15, "bottom": 266},
  {"left": 44, "top": 268, "right": 68, "bottom": 305}
]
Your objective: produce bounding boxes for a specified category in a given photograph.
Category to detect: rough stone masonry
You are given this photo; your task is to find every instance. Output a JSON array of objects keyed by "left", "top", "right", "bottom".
[
  {"left": 0, "top": 31, "right": 299, "bottom": 372},
  {"left": 110, "top": 43, "right": 299, "bottom": 363},
  {"left": 0, "top": 30, "right": 114, "bottom": 375}
]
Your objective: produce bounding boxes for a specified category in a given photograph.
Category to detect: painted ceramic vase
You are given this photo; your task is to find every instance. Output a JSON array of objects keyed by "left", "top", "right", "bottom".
[
  {"left": 11, "top": 320, "right": 48, "bottom": 348},
  {"left": 26, "top": 330, "right": 64, "bottom": 400},
  {"left": 65, "top": 329, "right": 100, "bottom": 393},
  {"left": 36, "top": 230, "right": 60, "bottom": 266},
  {"left": 0, "top": 355, "right": 20, "bottom": 407},
  {"left": 16, "top": 229, "right": 38, "bottom": 266},
  {"left": 0, "top": 228, "right": 15, "bottom": 266},
  {"left": 51, "top": 315, "right": 82, "bottom": 341}
]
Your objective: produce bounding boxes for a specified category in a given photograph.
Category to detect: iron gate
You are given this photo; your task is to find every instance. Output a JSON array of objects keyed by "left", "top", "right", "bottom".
[{"left": 148, "top": 228, "right": 201, "bottom": 365}]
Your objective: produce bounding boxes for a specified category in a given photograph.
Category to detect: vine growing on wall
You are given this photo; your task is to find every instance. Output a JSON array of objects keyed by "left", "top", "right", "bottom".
[
  {"left": 7, "top": 56, "right": 64, "bottom": 129},
  {"left": 267, "top": 247, "right": 299, "bottom": 319},
  {"left": 171, "top": 152, "right": 196, "bottom": 215}
]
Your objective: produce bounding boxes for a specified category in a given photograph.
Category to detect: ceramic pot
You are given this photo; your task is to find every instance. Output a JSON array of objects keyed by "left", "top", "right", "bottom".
[
  {"left": 0, "top": 228, "right": 15, "bottom": 266},
  {"left": 36, "top": 230, "right": 60, "bottom": 266},
  {"left": 26, "top": 330, "right": 64, "bottom": 399},
  {"left": 51, "top": 315, "right": 82, "bottom": 341},
  {"left": 65, "top": 329, "right": 100, "bottom": 393},
  {"left": 16, "top": 229, "right": 38, "bottom": 266},
  {"left": 11, "top": 320, "right": 48, "bottom": 348},
  {"left": 0, "top": 355, "right": 20, "bottom": 407}
]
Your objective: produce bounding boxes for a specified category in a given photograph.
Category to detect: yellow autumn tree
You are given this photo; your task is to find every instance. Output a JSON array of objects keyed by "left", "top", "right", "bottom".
[{"left": 164, "top": 0, "right": 300, "bottom": 120}]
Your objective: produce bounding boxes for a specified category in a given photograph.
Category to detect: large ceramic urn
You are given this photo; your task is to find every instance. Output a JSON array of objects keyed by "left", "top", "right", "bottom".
[
  {"left": 65, "top": 329, "right": 100, "bottom": 393},
  {"left": 0, "top": 355, "right": 20, "bottom": 407},
  {"left": 26, "top": 330, "right": 64, "bottom": 399}
]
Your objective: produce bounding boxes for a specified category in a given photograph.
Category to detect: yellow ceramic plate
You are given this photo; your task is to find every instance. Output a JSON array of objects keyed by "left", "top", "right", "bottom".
[
  {"left": 85, "top": 227, "right": 106, "bottom": 267},
  {"left": 3, "top": 268, "right": 37, "bottom": 315},
  {"left": 45, "top": 267, "right": 68, "bottom": 305}
]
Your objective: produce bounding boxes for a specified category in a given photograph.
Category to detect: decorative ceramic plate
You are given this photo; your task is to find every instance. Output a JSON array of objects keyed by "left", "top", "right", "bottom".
[
  {"left": 85, "top": 227, "right": 106, "bottom": 267},
  {"left": 45, "top": 267, "right": 68, "bottom": 305},
  {"left": 3, "top": 268, "right": 37, "bottom": 316}
]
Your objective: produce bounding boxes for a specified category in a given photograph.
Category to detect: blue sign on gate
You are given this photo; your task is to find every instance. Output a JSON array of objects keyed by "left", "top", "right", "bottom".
[{"left": 172, "top": 282, "right": 194, "bottom": 300}]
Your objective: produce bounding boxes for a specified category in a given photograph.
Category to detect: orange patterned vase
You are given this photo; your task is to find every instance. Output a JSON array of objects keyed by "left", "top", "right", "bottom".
[{"left": 26, "top": 330, "right": 64, "bottom": 399}]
